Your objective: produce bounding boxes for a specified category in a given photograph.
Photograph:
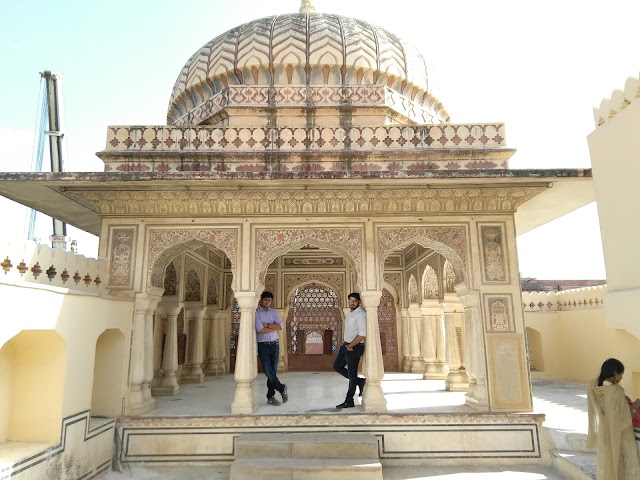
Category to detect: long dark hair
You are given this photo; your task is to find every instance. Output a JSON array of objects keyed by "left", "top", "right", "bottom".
[{"left": 597, "top": 358, "right": 625, "bottom": 386}]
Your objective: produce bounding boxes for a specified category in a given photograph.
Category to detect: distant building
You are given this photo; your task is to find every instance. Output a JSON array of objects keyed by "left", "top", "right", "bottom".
[{"left": 521, "top": 278, "right": 606, "bottom": 292}]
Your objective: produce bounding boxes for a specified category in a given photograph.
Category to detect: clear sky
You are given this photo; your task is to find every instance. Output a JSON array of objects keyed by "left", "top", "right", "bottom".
[{"left": 1, "top": 0, "right": 637, "bottom": 279}]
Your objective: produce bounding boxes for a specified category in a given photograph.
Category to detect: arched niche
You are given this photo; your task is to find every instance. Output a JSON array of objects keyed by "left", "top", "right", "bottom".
[
  {"left": 91, "top": 329, "right": 126, "bottom": 417},
  {"left": 0, "top": 331, "right": 66, "bottom": 442}
]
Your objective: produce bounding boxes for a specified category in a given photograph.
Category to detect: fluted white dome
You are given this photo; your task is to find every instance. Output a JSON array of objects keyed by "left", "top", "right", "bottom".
[{"left": 168, "top": 12, "right": 447, "bottom": 125}]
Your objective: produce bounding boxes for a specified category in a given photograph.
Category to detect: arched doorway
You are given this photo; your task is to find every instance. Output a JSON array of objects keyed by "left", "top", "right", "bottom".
[{"left": 286, "top": 282, "right": 343, "bottom": 371}]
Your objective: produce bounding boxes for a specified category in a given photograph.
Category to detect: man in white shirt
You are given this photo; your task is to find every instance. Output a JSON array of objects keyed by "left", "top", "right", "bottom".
[{"left": 333, "top": 292, "right": 366, "bottom": 408}]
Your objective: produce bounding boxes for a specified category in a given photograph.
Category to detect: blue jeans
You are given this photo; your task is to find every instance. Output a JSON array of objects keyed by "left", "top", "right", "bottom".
[
  {"left": 333, "top": 343, "right": 365, "bottom": 402},
  {"left": 257, "top": 342, "right": 285, "bottom": 399}
]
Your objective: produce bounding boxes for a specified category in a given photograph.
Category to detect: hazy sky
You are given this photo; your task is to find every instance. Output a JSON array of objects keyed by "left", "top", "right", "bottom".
[{"left": 1, "top": 0, "right": 637, "bottom": 279}]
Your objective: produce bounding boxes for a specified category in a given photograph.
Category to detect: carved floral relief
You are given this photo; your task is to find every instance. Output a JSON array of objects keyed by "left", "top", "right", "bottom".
[
  {"left": 108, "top": 227, "right": 136, "bottom": 288},
  {"left": 479, "top": 224, "right": 509, "bottom": 283}
]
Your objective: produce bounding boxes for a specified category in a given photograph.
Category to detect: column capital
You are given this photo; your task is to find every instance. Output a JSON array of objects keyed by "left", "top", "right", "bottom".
[
  {"left": 455, "top": 286, "right": 481, "bottom": 307},
  {"left": 359, "top": 290, "right": 382, "bottom": 310},
  {"left": 234, "top": 291, "right": 259, "bottom": 310},
  {"left": 134, "top": 287, "right": 164, "bottom": 313}
]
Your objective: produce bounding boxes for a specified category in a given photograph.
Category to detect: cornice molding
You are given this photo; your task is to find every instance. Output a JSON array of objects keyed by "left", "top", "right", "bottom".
[{"left": 67, "top": 186, "right": 546, "bottom": 216}]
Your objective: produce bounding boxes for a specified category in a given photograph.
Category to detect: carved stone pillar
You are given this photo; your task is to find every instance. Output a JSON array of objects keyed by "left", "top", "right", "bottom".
[
  {"left": 400, "top": 308, "right": 411, "bottom": 372},
  {"left": 457, "top": 287, "right": 488, "bottom": 409},
  {"left": 203, "top": 305, "right": 222, "bottom": 375},
  {"left": 231, "top": 291, "right": 258, "bottom": 414},
  {"left": 153, "top": 303, "right": 182, "bottom": 395},
  {"left": 151, "top": 307, "right": 166, "bottom": 383},
  {"left": 421, "top": 302, "right": 446, "bottom": 379},
  {"left": 442, "top": 300, "right": 469, "bottom": 391},
  {"left": 276, "top": 308, "right": 288, "bottom": 372},
  {"left": 408, "top": 303, "right": 424, "bottom": 373},
  {"left": 127, "top": 287, "right": 163, "bottom": 415},
  {"left": 360, "top": 291, "right": 387, "bottom": 413},
  {"left": 182, "top": 301, "right": 206, "bottom": 384}
]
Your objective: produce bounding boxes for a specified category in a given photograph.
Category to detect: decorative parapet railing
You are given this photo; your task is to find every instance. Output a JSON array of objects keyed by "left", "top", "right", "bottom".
[
  {"left": 593, "top": 75, "right": 640, "bottom": 127},
  {"left": 100, "top": 123, "right": 511, "bottom": 173},
  {"left": 172, "top": 85, "right": 445, "bottom": 127},
  {"left": 0, "top": 240, "right": 107, "bottom": 294},
  {"left": 522, "top": 286, "right": 606, "bottom": 312},
  {"left": 104, "top": 124, "right": 506, "bottom": 154}
]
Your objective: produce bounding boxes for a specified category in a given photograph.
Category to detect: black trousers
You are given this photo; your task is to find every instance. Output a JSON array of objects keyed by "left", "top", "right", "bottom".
[{"left": 333, "top": 343, "right": 365, "bottom": 402}]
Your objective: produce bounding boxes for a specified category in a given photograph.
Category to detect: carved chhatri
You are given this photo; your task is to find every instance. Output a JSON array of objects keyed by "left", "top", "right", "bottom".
[{"left": 168, "top": 12, "right": 448, "bottom": 125}]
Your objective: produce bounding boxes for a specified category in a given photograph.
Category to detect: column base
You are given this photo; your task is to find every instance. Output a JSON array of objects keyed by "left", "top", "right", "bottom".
[
  {"left": 181, "top": 365, "right": 205, "bottom": 384},
  {"left": 465, "top": 380, "right": 488, "bottom": 410},
  {"left": 152, "top": 373, "right": 180, "bottom": 396},
  {"left": 126, "top": 388, "right": 155, "bottom": 416},
  {"left": 362, "top": 382, "right": 387, "bottom": 413},
  {"left": 202, "top": 360, "right": 226, "bottom": 376},
  {"left": 446, "top": 370, "right": 470, "bottom": 391},
  {"left": 231, "top": 381, "right": 258, "bottom": 415},
  {"left": 423, "top": 361, "right": 448, "bottom": 380},
  {"left": 402, "top": 357, "right": 411, "bottom": 372},
  {"left": 410, "top": 357, "right": 425, "bottom": 374}
]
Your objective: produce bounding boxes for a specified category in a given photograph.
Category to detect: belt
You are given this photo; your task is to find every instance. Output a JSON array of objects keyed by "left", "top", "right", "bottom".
[
  {"left": 343, "top": 342, "right": 364, "bottom": 346},
  {"left": 258, "top": 341, "right": 279, "bottom": 345}
]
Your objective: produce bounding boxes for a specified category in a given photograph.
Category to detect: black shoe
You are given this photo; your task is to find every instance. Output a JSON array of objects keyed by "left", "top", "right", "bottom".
[
  {"left": 281, "top": 385, "right": 288, "bottom": 403},
  {"left": 358, "top": 378, "right": 366, "bottom": 397},
  {"left": 336, "top": 401, "right": 355, "bottom": 409}
]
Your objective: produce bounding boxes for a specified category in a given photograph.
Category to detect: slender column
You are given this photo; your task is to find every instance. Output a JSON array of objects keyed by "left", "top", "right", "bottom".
[
  {"left": 400, "top": 308, "right": 411, "bottom": 372},
  {"left": 443, "top": 307, "right": 469, "bottom": 391},
  {"left": 151, "top": 307, "right": 166, "bottom": 384},
  {"left": 216, "top": 310, "right": 229, "bottom": 374},
  {"left": 127, "top": 288, "right": 163, "bottom": 415},
  {"left": 182, "top": 301, "right": 206, "bottom": 383},
  {"left": 203, "top": 305, "right": 218, "bottom": 375},
  {"left": 408, "top": 303, "right": 424, "bottom": 373},
  {"left": 420, "top": 301, "right": 447, "bottom": 379},
  {"left": 457, "top": 287, "right": 488, "bottom": 409},
  {"left": 276, "top": 308, "right": 288, "bottom": 372},
  {"left": 152, "top": 303, "right": 182, "bottom": 395},
  {"left": 435, "top": 311, "right": 448, "bottom": 377},
  {"left": 360, "top": 291, "right": 387, "bottom": 413},
  {"left": 231, "top": 291, "right": 259, "bottom": 414}
]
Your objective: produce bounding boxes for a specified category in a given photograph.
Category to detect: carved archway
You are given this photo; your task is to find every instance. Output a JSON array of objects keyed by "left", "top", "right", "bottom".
[
  {"left": 148, "top": 229, "right": 237, "bottom": 289},
  {"left": 254, "top": 228, "right": 362, "bottom": 290},
  {"left": 285, "top": 282, "right": 343, "bottom": 371},
  {"left": 377, "top": 226, "right": 467, "bottom": 288}
]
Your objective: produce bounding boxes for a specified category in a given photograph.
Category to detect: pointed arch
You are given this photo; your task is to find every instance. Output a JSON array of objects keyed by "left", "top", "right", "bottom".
[
  {"left": 148, "top": 228, "right": 237, "bottom": 289},
  {"left": 254, "top": 228, "right": 362, "bottom": 291},
  {"left": 421, "top": 264, "right": 439, "bottom": 300},
  {"left": 377, "top": 226, "right": 467, "bottom": 289}
]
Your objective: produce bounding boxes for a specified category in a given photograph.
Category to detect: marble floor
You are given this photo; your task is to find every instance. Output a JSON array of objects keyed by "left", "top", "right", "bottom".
[{"left": 105, "top": 373, "right": 589, "bottom": 479}]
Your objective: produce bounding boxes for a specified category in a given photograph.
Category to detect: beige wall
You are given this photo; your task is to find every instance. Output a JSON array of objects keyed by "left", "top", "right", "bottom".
[
  {"left": 588, "top": 81, "right": 640, "bottom": 340},
  {"left": 526, "top": 307, "right": 640, "bottom": 398},
  {"left": 0, "top": 342, "right": 13, "bottom": 442}
]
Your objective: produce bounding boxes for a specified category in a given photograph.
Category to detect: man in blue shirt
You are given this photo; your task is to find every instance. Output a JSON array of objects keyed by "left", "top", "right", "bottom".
[
  {"left": 255, "top": 291, "right": 288, "bottom": 405},
  {"left": 333, "top": 292, "right": 366, "bottom": 408}
]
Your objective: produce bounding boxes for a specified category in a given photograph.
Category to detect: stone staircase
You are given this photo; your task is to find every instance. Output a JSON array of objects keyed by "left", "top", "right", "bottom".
[
  {"left": 545, "top": 427, "right": 596, "bottom": 480},
  {"left": 230, "top": 433, "right": 383, "bottom": 480}
]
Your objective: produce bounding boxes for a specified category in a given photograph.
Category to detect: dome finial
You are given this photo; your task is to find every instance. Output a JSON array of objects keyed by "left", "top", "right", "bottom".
[{"left": 300, "top": 0, "right": 317, "bottom": 13}]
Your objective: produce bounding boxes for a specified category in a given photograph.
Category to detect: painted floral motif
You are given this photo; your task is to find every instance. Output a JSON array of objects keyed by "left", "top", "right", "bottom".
[
  {"left": 481, "top": 226, "right": 506, "bottom": 282},
  {"left": 109, "top": 229, "right": 134, "bottom": 287}
]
